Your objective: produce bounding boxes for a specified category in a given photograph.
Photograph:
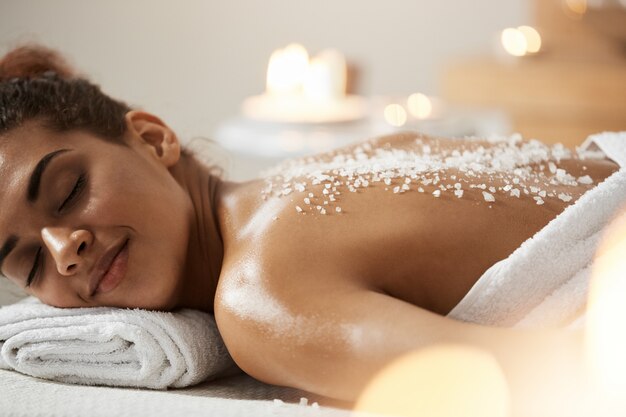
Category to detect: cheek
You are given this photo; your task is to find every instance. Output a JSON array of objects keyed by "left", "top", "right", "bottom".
[
  {"left": 91, "top": 168, "right": 192, "bottom": 306},
  {"left": 36, "top": 279, "right": 82, "bottom": 308}
]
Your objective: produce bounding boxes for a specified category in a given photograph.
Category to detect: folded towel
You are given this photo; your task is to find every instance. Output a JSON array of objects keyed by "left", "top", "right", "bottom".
[
  {"left": 447, "top": 131, "right": 626, "bottom": 329},
  {"left": 0, "top": 297, "right": 238, "bottom": 389}
]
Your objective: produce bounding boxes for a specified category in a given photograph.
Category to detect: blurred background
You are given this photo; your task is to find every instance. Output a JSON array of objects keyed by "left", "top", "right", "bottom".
[{"left": 1, "top": 0, "right": 625, "bottom": 180}]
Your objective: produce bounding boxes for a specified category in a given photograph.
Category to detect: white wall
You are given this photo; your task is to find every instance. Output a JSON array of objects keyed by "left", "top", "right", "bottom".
[{"left": 0, "top": 0, "right": 528, "bottom": 141}]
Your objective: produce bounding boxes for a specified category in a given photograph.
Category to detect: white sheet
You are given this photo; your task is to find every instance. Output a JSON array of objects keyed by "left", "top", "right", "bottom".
[{"left": 0, "top": 368, "right": 355, "bottom": 417}]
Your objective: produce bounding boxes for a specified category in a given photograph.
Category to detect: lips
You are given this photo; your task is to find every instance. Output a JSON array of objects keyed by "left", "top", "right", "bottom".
[{"left": 89, "top": 238, "right": 129, "bottom": 297}]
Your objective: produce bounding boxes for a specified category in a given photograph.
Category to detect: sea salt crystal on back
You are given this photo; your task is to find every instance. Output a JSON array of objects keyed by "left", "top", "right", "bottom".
[
  {"left": 295, "top": 206, "right": 303, "bottom": 213},
  {"left": 558, "top": 193, "right": 573, "bottom": 202},
  {"left": 304, "top": 197, "right": 311, "bottom": 204},
  {"left": 577, "top": 175, "right": 593, "bottom": 185},
  {"left": 548, "top": 162, "right": 557, "bottom": 174},
  {"left": 336, "top": 207, "right": 342, "bottom": 213},
  {"left": 454, "top": 189, "right": 464, "bottom": 198},
  {"left": 510, "top": 188, "right": 520, "bottom": 198},
  {"left": 482, "top": 191, "right": 495, "bottom": 202},
  {"left": 433, "top": 190, "right": 441, "bottom": 197},
  {"left": 534, "top": 196, "right": 544, "bottom": 205}
]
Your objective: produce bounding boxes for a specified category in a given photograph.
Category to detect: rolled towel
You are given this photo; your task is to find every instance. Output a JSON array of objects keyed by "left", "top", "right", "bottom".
[
  {"left": 447, "top": 131, "right": 626, "bottom": 329},
  {"left": 0, "top": 297, "right": 238, "bottom": 389}
]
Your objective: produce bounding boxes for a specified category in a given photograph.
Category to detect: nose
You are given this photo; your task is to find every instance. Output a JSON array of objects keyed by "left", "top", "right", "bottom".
[{"left": 41, "top": 227, "right": 93, "bottom": 276}]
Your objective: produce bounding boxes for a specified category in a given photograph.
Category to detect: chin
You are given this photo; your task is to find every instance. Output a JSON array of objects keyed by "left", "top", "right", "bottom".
[{"left": 132, "top": 284, "right": 181, "bottom": 311}]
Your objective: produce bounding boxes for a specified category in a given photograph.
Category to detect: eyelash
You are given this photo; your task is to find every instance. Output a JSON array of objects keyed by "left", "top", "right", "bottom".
[
  {"left": 58, "top": 173, "right": 88, "bottom": 213},
  {"left": 26, "top": 247, "right": 43, "bottom": 287},
  {"left": 26, "top": 174, "right": 88, "bottom": 287}
]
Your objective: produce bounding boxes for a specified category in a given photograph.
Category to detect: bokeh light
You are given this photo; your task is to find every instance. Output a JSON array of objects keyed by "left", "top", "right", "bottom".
[
  {"left": 354, "top": 344, "right": 511, "bottom": 417},
  {"left": 562, "top": 0, "right": 587, "bottom": 19},
  {"left": 517, "top": 25, "right": 542, "bottom": 53},
  {"left": 384, "top": 104, "right": 407, "bottom": 127},
  {"left": 501, "top": 28, "right": 528, "bottom": 57},
  {"left": 407, "top": 93, "right": 433, "bottom": 119},
  {"left": 586, "top": 210, "right": 626, "bottom": 400}
]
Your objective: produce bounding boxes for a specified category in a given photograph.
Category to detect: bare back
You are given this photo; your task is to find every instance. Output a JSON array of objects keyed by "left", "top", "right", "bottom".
[
  {"left": 212, "top": 131, "right": 619, "bottom": 402},
  {"left": 216, "top": 132, "right": 618, "bottom": 316}
]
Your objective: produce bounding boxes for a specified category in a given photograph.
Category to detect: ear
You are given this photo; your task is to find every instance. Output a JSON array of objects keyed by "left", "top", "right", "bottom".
[{"left": 124, "top": 110, "right": 181, "bottom": 167}]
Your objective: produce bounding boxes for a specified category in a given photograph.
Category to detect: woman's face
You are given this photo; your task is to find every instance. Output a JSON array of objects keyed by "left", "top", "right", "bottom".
[{"left": 0, "top": 113, "right": 193, "bottom": 310}]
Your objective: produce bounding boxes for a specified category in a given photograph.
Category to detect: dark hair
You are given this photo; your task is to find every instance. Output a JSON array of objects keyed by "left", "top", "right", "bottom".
[
  {"left": 0, "top": 43, "right": 132, "bottom": 139},
  {"left": 0, "top": 43, "right": 221, "bottom": 177}
]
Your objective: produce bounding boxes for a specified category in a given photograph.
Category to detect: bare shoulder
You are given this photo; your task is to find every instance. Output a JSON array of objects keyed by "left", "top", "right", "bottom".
[{"left": 213, "top": 232, "right": 363, "bottom": 389}]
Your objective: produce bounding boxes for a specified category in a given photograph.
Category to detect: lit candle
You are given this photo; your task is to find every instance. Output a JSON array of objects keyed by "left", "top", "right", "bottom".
[
  {"left": 266, "top": 43, "right": 309, "bottom": 96},
  {"left": 302, "top": 49, "right": 347, "bottom": 101},
  {"left": 242, "top": 43, "right": 366, "bottom": 123}
]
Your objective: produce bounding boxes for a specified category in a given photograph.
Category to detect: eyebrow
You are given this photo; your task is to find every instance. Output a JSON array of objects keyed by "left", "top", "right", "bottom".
[
  {"left": 0, "top": 148, "right": 72, "bottom": 276},
  {"left": 27, "top": 148, "right": 72, "bottom": 203}
]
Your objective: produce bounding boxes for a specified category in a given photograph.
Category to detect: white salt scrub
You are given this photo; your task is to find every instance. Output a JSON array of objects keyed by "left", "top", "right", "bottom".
[{"left": 261, "top": 133, "right": 604, "bottom": 214}]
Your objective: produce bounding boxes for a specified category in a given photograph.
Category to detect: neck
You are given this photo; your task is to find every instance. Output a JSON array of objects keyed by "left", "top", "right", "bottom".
[{"left": 170, "top": 153, "right": 228, "bottom": 312}]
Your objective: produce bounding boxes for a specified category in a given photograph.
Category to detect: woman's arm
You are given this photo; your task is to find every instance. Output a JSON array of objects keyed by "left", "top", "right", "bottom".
[{"left": 216, "top": 284, "right": 589, "bottom": 417}]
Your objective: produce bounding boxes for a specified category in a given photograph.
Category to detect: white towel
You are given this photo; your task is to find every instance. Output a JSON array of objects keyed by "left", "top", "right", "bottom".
[
  {"left": 447, "top": 131, "right": 626, "bottom": 329},
  {"left": 0, "top": 297, "right": 238, "bottom": 389}
]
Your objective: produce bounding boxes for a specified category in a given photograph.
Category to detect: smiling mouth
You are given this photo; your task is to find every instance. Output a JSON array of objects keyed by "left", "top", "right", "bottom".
[{"left": 91, "top": 239, "right": 129, "bottom": 296}]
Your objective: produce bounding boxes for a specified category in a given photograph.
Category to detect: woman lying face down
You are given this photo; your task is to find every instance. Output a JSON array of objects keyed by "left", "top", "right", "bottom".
[{"left": 0, "top": 45, "right": 620, "bottom": 414}]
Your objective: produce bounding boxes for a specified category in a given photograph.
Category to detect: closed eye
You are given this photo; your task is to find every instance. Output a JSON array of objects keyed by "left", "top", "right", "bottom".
[
  {"left": 58, "top": 173, "right": 87, "bottom": 213},
  {"left": 26, "top": 247, "right": 43, "bottom": 288}
]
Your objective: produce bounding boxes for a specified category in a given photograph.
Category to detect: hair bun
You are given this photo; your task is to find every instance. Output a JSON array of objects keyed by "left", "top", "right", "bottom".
[{"left": 0, "top": 44, "right": 76, "bottom": 82}]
